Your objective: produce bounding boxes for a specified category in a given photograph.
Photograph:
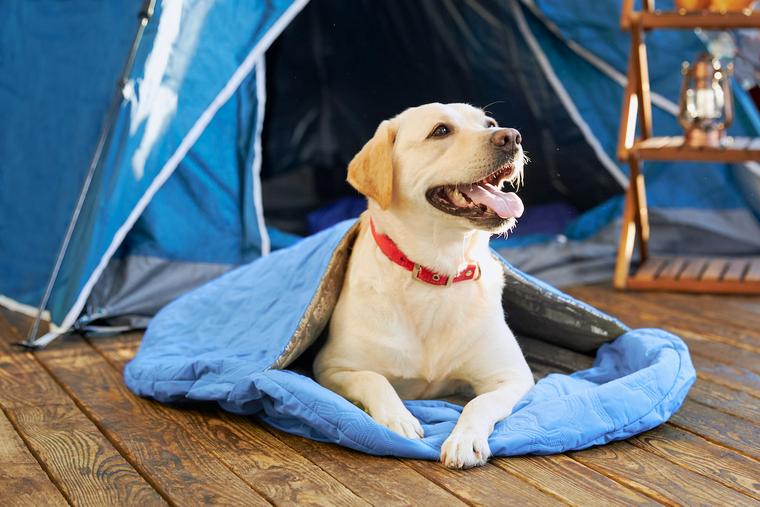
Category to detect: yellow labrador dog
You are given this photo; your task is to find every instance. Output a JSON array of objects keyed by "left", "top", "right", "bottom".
[{"left": 314, "top": 103, "right": 533, "bottom": 469}]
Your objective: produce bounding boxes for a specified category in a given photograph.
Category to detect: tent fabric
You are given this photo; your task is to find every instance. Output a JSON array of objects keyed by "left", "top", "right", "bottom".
[
  {"left": 0, "top": 1, "right": 145, "bottom": 317},
  {"left": 261, "top": 0, "right": 625, "bottom": 237},
  {"left": 0, "top": 0, "right": 307, "bottom": 332},
  {"left": 125, "top": 219, "right": 695, "bottom": 458},
  {"left": 47, "top": 1, "right": 308, "bottom": 330},
  {"left": 1, "top": 0, "right": 758, "bottom": 336}
]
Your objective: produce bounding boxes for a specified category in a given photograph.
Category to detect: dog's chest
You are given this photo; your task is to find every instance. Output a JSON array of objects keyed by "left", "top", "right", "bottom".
[{"left": 380, "top": 272, "right": 504, "bottom": 397}]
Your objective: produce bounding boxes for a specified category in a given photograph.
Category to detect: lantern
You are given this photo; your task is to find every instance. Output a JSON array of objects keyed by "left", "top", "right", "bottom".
[{"left": 678, "top": 53, "right": 734, "bottom": 147}]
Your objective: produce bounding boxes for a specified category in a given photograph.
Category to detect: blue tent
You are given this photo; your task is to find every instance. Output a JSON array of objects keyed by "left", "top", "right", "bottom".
[
  {"left": 1, "top": 0, "right": 759, "bottom": 344},
  {"left": 1, "top": 0, "right": 308, "bottom": 343}
]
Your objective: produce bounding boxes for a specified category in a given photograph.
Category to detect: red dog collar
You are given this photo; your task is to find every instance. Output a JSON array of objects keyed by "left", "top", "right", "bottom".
[{"left": 369, "top": 219, "right": 480, "bottom": 287}]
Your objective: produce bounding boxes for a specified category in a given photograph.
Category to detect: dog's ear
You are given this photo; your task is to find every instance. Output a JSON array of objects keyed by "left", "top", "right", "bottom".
[{"left": 347, "top": 120, "right": 397, "bottom": 210}]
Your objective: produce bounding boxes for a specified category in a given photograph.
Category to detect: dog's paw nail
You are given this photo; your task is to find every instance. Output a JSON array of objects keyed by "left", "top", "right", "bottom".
[
  {"left": 413, "top": 420, "right": 425, "bottom": 438},
  {"left": 375, "top": 409, "right": 424, "bottom": 439},
  {"left": 440, "top": 430, "right": 491, "bottom": 469}
]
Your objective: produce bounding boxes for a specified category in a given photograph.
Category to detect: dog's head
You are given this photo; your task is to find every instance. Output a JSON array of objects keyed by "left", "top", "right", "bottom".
[{"left": 348, "top": 103, "right": 525, "bottom": 233}]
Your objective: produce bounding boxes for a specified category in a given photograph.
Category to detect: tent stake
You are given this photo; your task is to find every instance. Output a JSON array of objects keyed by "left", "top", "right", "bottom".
[{"left": 23, "top": 0, "right": 157, "bottom": 349}]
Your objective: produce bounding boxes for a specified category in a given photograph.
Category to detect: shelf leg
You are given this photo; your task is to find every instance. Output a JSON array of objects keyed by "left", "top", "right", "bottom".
[
  {"left": 632, "top": 21, "right": 652, "bottom": 140},
  {"left": 614, "top": 184, "right": 637, "bottom": 289},
  {"left": 629, "top": 156, "right": 650, "bottom": 262},
  {"left": 616, "top": 55, "right": 638, "bottom": 161}
]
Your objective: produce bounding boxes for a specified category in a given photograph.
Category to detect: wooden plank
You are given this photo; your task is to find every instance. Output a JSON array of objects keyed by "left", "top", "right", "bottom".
[
  {"left": 664, "top": 324, "right": 759, "bottom": 360},
  {"left": 630, "top": 159, "right": 650, "bottom": 262},
  {"left": 0, "top": 346, "right": 75, "bottom": 411},
  {"left": 35, "top": 338, "right": 270, "bottom": 506},
  {"left": 570, "top": 441, "right": 756, "bottom": 506},
  {"left": 620, "top": 0, "right": 635, "bottom": 29},
  {"left": 689, "top": 379, "right": 760, "bottom": 424},
  {"left": 629, "top": 424, "right": 760, "bottom": 500},
  {"left": 632, "top": 22, "right": 652, "bottom": 139},
  {"left": 10, "top": 404, "right": 169, "bottom": 507},
  {"left": 633, "top": 136, "right": 760, "bottom": 162},
  {"left": 651, "top": 291, "right": 760, "bottom": 346},
  {"left": 0, "top": 314, "right": 166, "bottom": 506},
  {"left": 614, "top": 185, "right": 637, "bottom": 289},
  {"left": 266, "top": 429, "right": 469, "bottom": 507},
  {"left": 626, "top": 277, "right": 760, "bottom": 294},
  {"left": 530, "top": 289, "right": 760, "bottom": 396},
  {"left": 666, "top": 290, "right": 760, "bottom": 317},
  {"left": 637, "top": 136, "right": 672, "bottom": 150},
  {"left": 92, "top": 331, "right": 143, "bottom": 367},
  {"left": 634, "top": 257, "right": 667, "bottom": 281},
  {"left": 571, "top": 300, "right": 760, "bottom": 394},
  {"left": 664, "top": 136, "right": 684, "bottom": 148},
  {"left": 616, "top": 52, "right": 637, "bottom": 160},
  {"left": 724, "top": 259, "right": 749, "bottom": 282},
  {"left": 0, "top": 410, "right": 68, "bottom": 507},
  {"left": 701, "top": 258, "right": 728, "bottom": 281},
  {"left": 181, "top": 410, "right": 370, "bottom": 506},
  {"left": 404, "top": 460, "right": 561, "bottom": 507},
  {"left": 691, "top": 354, "right": 760, "bottom": 398},
  {"left": 638, "top": 10, "right": 760, "bottom": 29},
  {"left": 745, "top": 259, "right": 760, "bottom": 282},
  {"left": 566, "top": 286, "right": 760, "bottom": 351},
  {"left": 678, "top": 258, "right": 708, "bottom": 280},
  {"left": 674, "top": 330, "right": 760, "bottom": 374},
  {"left": 669, "top": 400, "right": 760, "bottom": 459},
  {"left": 492, "top": 454, "right": 658, "bottom": 506},
  {"left": 658, "top": 257, "right": 687, "bottom": 280}
]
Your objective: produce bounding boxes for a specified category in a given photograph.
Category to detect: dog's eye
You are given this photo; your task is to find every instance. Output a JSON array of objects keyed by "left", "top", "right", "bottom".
[
  {"left": 485, "top": 119, "right": 497, "bottom": 128},
  {"left": 429, "top": 124, "right": 451, "bottom": 138}
]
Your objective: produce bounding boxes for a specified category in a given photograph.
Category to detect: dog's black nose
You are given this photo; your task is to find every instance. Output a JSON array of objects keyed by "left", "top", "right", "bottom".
[{"left": 490, "top": 128, "right": 521, "bottom": 149}]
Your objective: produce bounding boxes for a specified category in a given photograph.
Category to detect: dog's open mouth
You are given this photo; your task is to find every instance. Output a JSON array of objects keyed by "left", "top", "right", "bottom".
[{"left": 425, "top": 161, "right": 523, "bottom": 224}]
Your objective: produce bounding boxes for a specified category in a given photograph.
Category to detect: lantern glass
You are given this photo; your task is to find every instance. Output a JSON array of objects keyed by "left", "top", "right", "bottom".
[
  {"left": 682, "top": 81, "right": 724, "bottom": 121},
  {"left": 678, "top": 54, "right": 734, "bottom": 147}
]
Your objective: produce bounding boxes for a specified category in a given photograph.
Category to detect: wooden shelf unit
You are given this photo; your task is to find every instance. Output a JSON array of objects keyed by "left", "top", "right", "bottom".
[
  {"left": 633, "top": 136, "right": 760, "bottom": 161},
  {"left": 614, "top": 0, "right": 760, "bottom": 294},
  {"left": 626, "top": 9, "right": 760, "bottom": 29},
  {"left": 629, "top": 256, "right": 760, "bottom": 293}
]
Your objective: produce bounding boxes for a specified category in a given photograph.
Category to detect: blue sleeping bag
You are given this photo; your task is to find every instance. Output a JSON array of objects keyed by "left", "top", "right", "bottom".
[{"left": 125, "top": 219, "right": 695, "bottom": 458}]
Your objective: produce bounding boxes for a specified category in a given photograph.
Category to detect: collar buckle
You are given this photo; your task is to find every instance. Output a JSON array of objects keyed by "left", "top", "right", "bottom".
[{"left": 412, "top": 263, "right": 454, "bottom": 287}]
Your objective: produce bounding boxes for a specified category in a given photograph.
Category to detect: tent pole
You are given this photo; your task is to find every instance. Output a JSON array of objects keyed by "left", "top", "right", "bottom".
[{"left": 22, "top": 0, "right": 157, "bottom": 349}]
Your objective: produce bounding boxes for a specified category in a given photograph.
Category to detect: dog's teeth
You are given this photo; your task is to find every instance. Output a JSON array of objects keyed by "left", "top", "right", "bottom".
[{"left": 448, "top": 188, "right": 469, "bottom": 207}]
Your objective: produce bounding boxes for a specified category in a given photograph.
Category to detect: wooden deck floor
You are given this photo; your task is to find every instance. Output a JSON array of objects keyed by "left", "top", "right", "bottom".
[{"left": 1, "top": 286, "right": 758, "bottom": 506}]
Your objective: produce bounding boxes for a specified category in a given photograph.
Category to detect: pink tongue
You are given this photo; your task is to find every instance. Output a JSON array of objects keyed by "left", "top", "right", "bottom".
[{"left": 459, "top": 183, "right": 524, "bottom": 219}]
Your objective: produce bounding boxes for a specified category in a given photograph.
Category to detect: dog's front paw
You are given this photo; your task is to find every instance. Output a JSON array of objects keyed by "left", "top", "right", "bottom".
[
  {"left": 440, "top": 428, "right": 491, "bottom": 469},
  {"left": 373, "top": 406, "right": 424, "bottom": 439}
]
